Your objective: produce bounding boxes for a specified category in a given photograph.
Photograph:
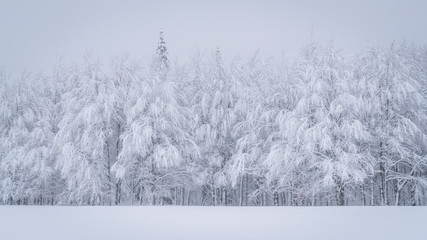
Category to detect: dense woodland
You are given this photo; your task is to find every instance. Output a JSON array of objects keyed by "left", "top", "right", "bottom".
[{"left": 1, "top": 32, "right": 426, "bottom": 206}]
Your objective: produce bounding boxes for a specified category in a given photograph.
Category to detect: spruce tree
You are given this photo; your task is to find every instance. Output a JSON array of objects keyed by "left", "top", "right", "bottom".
[{"left": 154, "top": 29, "right": 170, "bottom": 72}]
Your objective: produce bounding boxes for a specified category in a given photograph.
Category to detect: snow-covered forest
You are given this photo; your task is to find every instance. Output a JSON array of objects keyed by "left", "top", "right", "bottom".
[{"left": 1, "top": 32, "right": 426, "bottom": 206}]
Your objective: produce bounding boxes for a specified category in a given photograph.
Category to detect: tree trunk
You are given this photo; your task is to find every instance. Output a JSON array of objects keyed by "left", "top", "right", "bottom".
[
  {"left": 211, "top": 183, "right": 216, "bottom": 206},
  {"left": 187, "top": 189, "right": 191, "bottom": 205},
  {"left": 281, "top": 192, "right": 286, "bottom": 206},
  {"left": 337, "top": 186, "right": 345, "bottom": 206},
  {"left": 174, "top": 187, "right": 178, "bottom": 205},
  {"left": 139, "top": 184, "right": 143, "bottom": 205},
  {"left": 115, "top": 179, "right": 122, "bottom": 205},
  {"left": 395, "top": 187, "right": 401, "bottom": 206},
  {"left": 410, "top": 183, "right": 417, "bottom": 206},
  {"left": 181, "top": 187, "right": 185, "bottom": 206},
  {"left": 370, "top": 177, "right": 375, "bottom": 206},
  {"left": 239, "top": 175, "right": 244, "bottom": 206},
  {"left": 106, "top": 141, "right": 112, "bottom": 206},
  {"left": 261, "top": 193, "right": 265, "bottom": 206},
  {"left": 273, "top": 192, "right": 279, "bottom": 206},
  {"left": 379, "top": 141, "right": 389, "bottom": 206},
  {"left": 245, "top": 174, "right": 248, "bottom": 206},
  {"left": 361, "top": 184, "right": 366, "bottom": 206}
]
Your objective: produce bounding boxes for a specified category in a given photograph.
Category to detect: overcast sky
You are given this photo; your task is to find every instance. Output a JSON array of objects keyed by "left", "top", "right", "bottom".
[{"left": 0, "top": 0, "right": 426, "bottom": 76}]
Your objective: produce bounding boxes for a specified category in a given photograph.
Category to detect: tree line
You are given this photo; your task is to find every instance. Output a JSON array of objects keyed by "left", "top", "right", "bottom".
[{"left": 0, "top": 32, "right": 426, "bottom": 206}]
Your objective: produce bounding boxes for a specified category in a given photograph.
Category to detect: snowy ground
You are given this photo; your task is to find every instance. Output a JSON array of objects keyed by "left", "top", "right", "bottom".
[{"left": 0, "top": 206, "right": 425, "bottom": 240}]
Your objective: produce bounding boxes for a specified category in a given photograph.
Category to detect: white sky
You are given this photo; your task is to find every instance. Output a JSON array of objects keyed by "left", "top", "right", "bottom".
[{"left": 0, "top": 0, "right": 426, "bottom": 76}]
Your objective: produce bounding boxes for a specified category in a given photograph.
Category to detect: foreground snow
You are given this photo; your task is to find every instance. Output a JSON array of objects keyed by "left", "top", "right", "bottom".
[{"left": 0, "top": 206, "right": 425, "bottom": 240}]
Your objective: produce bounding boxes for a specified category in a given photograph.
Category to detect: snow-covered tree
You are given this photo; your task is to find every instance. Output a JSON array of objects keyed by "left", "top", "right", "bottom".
[
  {"left": 357, "top": 43, "right": 427, "bottom": 205},
  {"left": 113, "top": 52, "right": 195, "bottom": 205},
  {"left": 189, "top": 48, "right": 244, "bottom": 205},
  {"left": 229, "top": 53, "right": 283, "bottom": 206},
  {"left": 0, "top": 73, "right": 56, "bottom": 205},
  {"left": 0, "top": 71, "right": 12, "bottom": 204},
  {"left": 54, "top": 56, "right": 118, "bottom": 205},
  {"left": 154, "top": 29, "right": 170, "bottom": 72},
  {"left": 0, "top": 39, "right": 426, "bottom": 206},
  {"left": 265, "top": 43, "right": 374, "bottom": 206}
]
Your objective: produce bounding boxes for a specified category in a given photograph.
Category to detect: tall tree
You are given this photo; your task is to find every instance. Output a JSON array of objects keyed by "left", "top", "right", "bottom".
[
  {"left": 113, "top": 44, "right": 195, "bottom": 205},
  {"left": 357, "top": 43, "right": 427, "bottom": 205},
  {"left": 154, "top": 29, "right": 170, "bottom": 72},
  {"left": 0, "top": 73, "right": 56, "bottom": 205},
  {"left": 54, "top": 56, "right": 116, "bottom": 205}
]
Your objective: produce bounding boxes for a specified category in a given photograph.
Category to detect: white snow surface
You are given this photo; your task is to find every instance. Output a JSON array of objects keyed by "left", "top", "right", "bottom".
[{"left": 0, "top": 206, "right": 425, "bottom": 240}]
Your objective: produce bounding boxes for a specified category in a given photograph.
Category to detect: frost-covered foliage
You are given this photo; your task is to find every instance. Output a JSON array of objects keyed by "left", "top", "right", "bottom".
[
  {"left": 356, "top": 43, "right": 427, "bottom": 205},
  {"left": 53, "top": 57, "right": 116, "bottom": 205},
  {"left": 188, "top": 48, "right": 244, "bottom": 205},
  {"left": 0, "top": 38, "right": 426, "bottom": 206},
  {"left": 113, "top": 60, "right": 195, "bottom": 205},
  {"left": 154, "top": 29, "right": 170, "bottom": 72},
  {"left": 0, "top": 73, "right": 56, "bottom": 204},
  {"left": 267, "top": 43, "right": 373, "bottom": 206}
]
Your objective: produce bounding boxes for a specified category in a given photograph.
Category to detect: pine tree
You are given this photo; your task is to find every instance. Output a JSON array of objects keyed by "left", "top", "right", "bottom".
[{"left": 154, "top": 29, "right": 170, "bottom": 72}]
